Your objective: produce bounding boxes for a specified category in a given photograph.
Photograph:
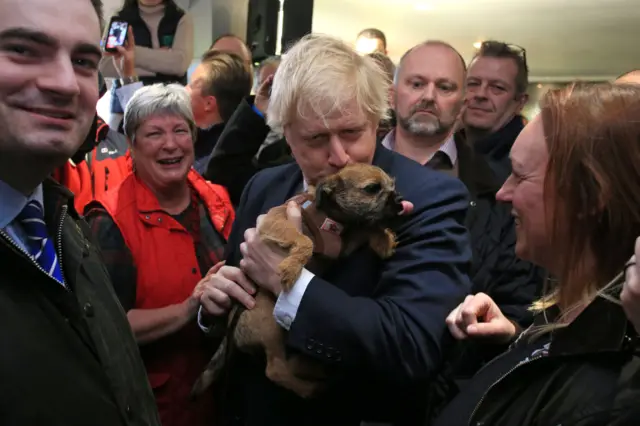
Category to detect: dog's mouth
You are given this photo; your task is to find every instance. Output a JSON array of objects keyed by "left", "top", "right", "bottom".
[{"left": 389, "top": 191, "right": 404, "bottom": 214}]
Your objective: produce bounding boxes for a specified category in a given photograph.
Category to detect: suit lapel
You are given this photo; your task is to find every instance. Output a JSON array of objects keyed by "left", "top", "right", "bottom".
[{"left": 264, "top": 165, "right": 304, "bottom": 212}]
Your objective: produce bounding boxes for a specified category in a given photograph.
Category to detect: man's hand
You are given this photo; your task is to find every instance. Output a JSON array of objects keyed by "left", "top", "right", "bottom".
[
  {"left": 622, "top": 237, "right": 640, "bottom": 332},
  {"left": 240, "top": 202, "right": 302, "bottom": 295},
  {"left": 199, "top": 265, "right": 256, "bottom": 317},
  {"left": 254, "top": 75, "right": 274, "bottom": 116},
  {"left": 446, "top": 292, "right": 517, "bottom": 344},
  {"left": 193, "top": 260, "right": 225, "bottom": 299},
  {"left": 105, "top": 26, "right": 136, "bottom": 77}
]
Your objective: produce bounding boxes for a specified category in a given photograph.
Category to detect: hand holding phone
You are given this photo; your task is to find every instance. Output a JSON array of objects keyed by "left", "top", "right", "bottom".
[{"left": 104, "top": 18, "right": 129, "bottom": 53}]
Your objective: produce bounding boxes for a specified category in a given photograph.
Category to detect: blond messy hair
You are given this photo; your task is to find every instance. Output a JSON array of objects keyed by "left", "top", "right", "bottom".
[{"left": 267, "top": 33, "right": 390, "bottom": 134}]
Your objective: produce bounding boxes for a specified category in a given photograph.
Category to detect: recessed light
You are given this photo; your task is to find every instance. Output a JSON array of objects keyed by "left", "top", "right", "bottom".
[
  {"left": 537, "top": 84, "right": 543, "bottom": 89},
  {"left": 473, "top": 41, "right": 482, "bottom": 49}
]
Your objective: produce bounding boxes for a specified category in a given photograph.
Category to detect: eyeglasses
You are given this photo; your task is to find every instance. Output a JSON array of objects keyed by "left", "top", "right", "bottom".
[{"left": 479, "top": 41, "right": 528, "bottom": 71}]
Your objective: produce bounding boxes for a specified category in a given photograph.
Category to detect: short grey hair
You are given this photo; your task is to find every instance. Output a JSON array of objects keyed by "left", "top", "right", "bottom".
[
  {"left": 267, "top": 34, "right": 390, "bottom": 134},
  {"left": 123, "top": 83, "right": 197, "bottom": 143},
  {"left": 254, "top": 55, "right": 281, "bottom": 90}
]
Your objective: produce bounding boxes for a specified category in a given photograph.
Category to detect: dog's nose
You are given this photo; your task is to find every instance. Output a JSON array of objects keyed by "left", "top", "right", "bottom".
[{"left": 394, "top": 193, "right": 404, "bottom": 204}]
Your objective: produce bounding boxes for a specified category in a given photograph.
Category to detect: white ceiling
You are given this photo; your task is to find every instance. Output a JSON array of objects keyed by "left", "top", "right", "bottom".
[{"left": 311, "top": 0, "right": 640, "bottom": 81}]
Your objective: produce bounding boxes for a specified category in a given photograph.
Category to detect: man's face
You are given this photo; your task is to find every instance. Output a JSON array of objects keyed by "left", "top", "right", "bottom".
[
  {"left": 0, "top": 0, "right": 101, "bottom": 163},
  {"left": 355, "top": 36, "right": 385, "bottom": 55},
  {"left": 393, "top": 44, "right": 465, "bottom": 138},
  {"left": 258, "top": 63, "right": 279, "bottom": 88},
  {"left": 186, "top": 63, "right": 214, "bottom": 127},
  {"left": 283, "top": 99, "right": 377, "bottom": 186},
  {"left": 463, "top": 56, "right": 527, "bottom": 133},
  {"left": 211, "top": 36, "right": 252, "bottom": 67}
]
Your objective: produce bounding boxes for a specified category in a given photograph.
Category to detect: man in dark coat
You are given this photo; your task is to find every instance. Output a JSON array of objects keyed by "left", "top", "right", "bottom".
[
  {"left": 0, "top": 0, "right": 160, "bottom": 424},
  {"left": 198, "top": 34, "right": 473, "bottom": 426},
  {"left": 383, "top": 40, "right": 543, "bottom": 423}
]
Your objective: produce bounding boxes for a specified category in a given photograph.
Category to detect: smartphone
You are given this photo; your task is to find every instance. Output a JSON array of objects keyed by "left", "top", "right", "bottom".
[{"left": 103, "top": 18, "right": 129, "bottom": 52}]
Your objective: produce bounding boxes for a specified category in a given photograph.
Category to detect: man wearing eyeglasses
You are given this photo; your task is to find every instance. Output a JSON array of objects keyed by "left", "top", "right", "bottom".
[{"left": 460, "top": 41, "right": 530, "bottom": 183}]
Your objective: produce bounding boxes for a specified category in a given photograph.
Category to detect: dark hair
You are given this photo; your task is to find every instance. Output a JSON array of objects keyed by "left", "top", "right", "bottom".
[
  {"left": 472, "top": 41, "right": 528, "bottom": 94},
  {"left": 356, "top": 28, "right": 387, "bottom": 49},
  {"left": 197, "top": 51, "right": 252, "bottom": 122},
  {"left": 91, "top": 0, "right": 104, "bottom": 32},
  {"left": 540, "top": 82, "right": 640, "bottom": 310}
]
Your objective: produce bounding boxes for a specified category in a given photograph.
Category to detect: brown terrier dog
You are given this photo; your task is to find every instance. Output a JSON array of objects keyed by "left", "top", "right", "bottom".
[{"left": 191, "top": 163, "right": 405, "bottom": 399}]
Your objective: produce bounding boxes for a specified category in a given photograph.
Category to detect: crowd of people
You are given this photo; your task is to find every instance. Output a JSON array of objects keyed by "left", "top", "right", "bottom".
[{"left": 2, "top": 0, "right": 640, "bottom": 425}]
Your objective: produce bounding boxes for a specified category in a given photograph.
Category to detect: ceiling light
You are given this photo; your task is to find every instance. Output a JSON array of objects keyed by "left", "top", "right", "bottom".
[
  {"left": 537, "top": 84, "right": 543, "bottom": 89},
  {"left": 473, "top": 41, "right": 482, "bottom": 49}
]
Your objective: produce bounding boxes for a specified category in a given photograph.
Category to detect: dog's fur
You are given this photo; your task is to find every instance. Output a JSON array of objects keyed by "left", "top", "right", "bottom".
[{"left": 191, "top": 163, "right": 404, "bottom": 398}]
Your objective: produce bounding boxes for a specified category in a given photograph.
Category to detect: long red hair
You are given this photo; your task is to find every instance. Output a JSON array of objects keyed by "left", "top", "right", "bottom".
[{"left": 537, "top": 82, "right": 640, "bottom": 313}]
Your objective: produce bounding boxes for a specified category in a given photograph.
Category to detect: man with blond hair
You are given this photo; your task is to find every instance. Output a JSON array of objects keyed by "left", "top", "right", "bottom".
[{"left": 198, "top": 34, "right": 472, "bottom": 426}]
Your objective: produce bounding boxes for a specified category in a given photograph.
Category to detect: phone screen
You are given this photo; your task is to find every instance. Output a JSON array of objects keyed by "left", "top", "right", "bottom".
[{"left": 105, "top": 20, "right": 128, "bottom": 51}]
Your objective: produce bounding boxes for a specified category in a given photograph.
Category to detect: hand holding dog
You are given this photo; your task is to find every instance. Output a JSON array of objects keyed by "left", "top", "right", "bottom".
[
  {"left": 199, "top": 265, "right": 257, "bottom": 316},
  {"left": 240, "top": 202, "right": 303, "bottom": 296}
]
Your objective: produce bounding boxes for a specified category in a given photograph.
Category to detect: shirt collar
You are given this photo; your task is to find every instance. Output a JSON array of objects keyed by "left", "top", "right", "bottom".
[
  {"left": 0, "top": 180, "right": 44, "bottom": 229},
  {"left": 381, "top": 129, "right": 458, "bottom": 166}
]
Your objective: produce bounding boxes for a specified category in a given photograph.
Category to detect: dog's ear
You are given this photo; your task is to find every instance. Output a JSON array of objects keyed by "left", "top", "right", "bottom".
[{"left": 315, "top": 180, "right": 336, "bottom": 208}]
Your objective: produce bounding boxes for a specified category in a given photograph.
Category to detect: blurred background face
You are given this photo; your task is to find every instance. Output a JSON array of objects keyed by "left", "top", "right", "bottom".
[
  {"left": 210, "top": 36, "right": 252, "bottom": 68},
  {"left": 258, "top": 62, "right": 279, "bottom": 87},
  {"left": 132, "top": 114, "right": 194, "bottom": 191},
  {"left": 464, "top": 56, "right": 526, "bottom": 132},
  {"left": 394, "top": 44, "right": 465, "bottom": 137},
  {"left": 186, "top": 64, "right": 214, "bottom": 127},
  {"left": 283, "top": 99, "right": 377, "bottom": 186},
  {"left": 496, "top": 115, "right": 551, "bottom": 266},
  {"left": 0, "top": 0, "right": 101, "bottom": 164}
]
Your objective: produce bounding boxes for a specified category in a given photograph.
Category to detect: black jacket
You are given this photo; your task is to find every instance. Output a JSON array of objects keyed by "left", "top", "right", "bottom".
[
  {"left": 417, "top": 136, "right": 544, "bottom": 425},
  {"left": 203, "top": 96, "right": 293, "bottom": 206},
  {"left": 0, "top": 179, "right": 160, "bottom": 426},
  {"left": 470, "top": 298, "right": 640, "bottom": 426},
  {"left": 460, "top": 115, "right": 526, "bottom": 184},
  {"left": 218, "top": 145, "right": 472, "bottom": 426}
]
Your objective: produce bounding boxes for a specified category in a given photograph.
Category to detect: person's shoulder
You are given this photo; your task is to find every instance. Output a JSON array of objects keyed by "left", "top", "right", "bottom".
[{"left": 247, "top": 162, "right": 300, "bottom": 193}]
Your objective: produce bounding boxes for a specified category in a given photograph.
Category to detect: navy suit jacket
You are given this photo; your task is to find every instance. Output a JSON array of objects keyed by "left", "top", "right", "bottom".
[{"left": 219, "top": 144, "right": 473, "bottom": 426}]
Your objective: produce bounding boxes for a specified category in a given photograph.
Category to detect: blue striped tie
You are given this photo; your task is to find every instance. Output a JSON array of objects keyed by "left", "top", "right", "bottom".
[{"left": 16, "top": 200, "right": 64, "bottom": 286}]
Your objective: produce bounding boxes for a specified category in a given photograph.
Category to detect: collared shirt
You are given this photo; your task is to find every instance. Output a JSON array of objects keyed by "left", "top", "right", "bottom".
[
  {"left": 381, "top": 129, "right": 458, "bottom": 166},
  {"left": 0, "top": 180, "right": 44, "bottom": 253}
]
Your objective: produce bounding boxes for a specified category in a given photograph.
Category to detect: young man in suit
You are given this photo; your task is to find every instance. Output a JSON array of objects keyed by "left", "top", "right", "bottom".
[
  {"left": 198, "top": 34, "right": 473, "bottom": 426},
  {"left": 0, "top": 0, "right": 160, "bottom": 424}
]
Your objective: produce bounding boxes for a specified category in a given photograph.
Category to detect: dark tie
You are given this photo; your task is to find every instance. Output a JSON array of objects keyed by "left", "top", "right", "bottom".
[
  {"left": 426, "top": 151, "right": 453, "bottom": 171},
  {"left": 16, "top": 200, "right": 65, "bottom": 286}
]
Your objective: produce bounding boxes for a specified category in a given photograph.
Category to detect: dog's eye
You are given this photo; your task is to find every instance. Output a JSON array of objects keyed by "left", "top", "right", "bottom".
[{"left": 363, "top": 183, "right": 382, "bottom": 194}]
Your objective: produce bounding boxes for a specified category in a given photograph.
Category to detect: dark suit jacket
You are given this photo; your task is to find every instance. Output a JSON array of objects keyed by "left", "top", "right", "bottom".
[{"left": 218, "top": 144, "right": 473, "bottom": 426}]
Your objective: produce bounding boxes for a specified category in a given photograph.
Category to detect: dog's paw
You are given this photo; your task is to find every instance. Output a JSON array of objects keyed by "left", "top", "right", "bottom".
[
  {"left": 279, "top": 260, "right": 303, "bottom": 291},
  {"left": 369, "top": 228, "right": 397, "bottom": 259}
]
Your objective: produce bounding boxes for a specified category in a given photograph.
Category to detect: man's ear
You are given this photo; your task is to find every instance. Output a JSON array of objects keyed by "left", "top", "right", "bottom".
[
  {"left": 204, "top": 95, "right": 218, "bottom": 114},
  {"left": 388, "top": 85, "right": 396, "bottom": 111}
]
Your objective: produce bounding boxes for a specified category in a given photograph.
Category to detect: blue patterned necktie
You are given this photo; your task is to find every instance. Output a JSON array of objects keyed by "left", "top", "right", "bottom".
[{"left": 16, "top": 200, "right": 65, "bottom": 286}]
